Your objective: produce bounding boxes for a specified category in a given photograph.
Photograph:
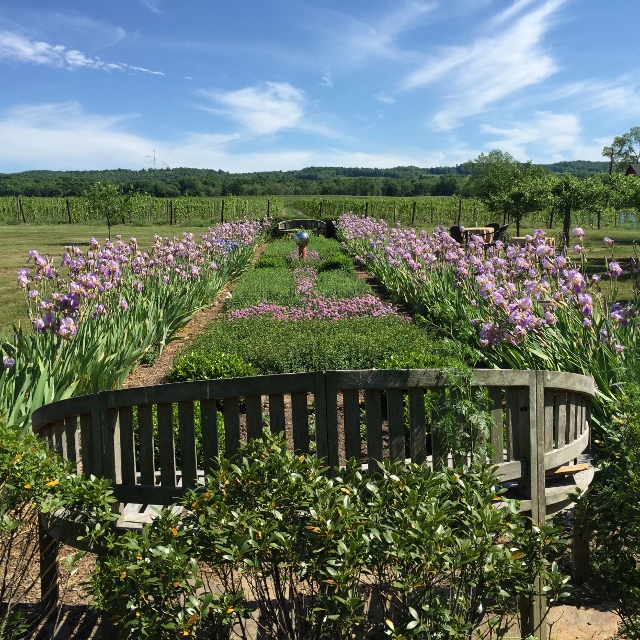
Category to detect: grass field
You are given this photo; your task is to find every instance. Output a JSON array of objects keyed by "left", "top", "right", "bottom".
[
  {"left": 0, "top": 223, "right": 215, "bottom": 339},
  {"left": 1, "top": 221, "right": 639, "bottom": 338}
]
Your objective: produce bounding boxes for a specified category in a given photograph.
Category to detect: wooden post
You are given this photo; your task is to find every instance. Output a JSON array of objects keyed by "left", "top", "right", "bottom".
[
  {"left": 319, "top": 200, "right": 323, "bottom": 217},
  {"left": 39, "top": 516, "right": 60, "bottom": 617},
  {"left": 365, "top": 201, "right": 369, "bottom": 218},
  {"left": 221, "top": 199, "right": 225, "bottom": 223},
  {"left": 169, "top": 199, "right": 173, "bottom": 226},
  {"left": 393, "top": 204, "right": 396, "bottom": 222},
  {"left": 457, "top": 198, "right": 462, "bottom": 225},
  {"left": 18, "top": 197, "right": 26, "bottom": 223},
  {"left": 519, "top": 372, "right": 548, "bottom": 640},
  {"left": 411, "top": 201, "right": 416, "bottom": 226},
  {"left": 267, "top": 199, "right": 271, "bottom": 218},
  {"left": 66, "top": 198, "right": 72, "bottom": 224}
]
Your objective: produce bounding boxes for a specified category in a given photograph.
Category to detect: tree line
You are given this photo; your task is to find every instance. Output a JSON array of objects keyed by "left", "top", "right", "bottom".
[{"left": 0, "top": 161, "right": 609, "bottom": 199}]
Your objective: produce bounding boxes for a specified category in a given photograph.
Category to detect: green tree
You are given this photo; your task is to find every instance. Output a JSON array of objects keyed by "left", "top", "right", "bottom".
[
  {"left": 602, "top": 126, "right": 640, "bottom": 173},
  {"left": 83, "top": 182, "right": 124, "bottom": 239},
  {"left": 465, "top": 150, "right": 552, "bottom": 234}
]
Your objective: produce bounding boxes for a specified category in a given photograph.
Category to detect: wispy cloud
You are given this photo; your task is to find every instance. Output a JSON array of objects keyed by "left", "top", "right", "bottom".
[
  {"left": 0, "top": 100, "right": 443, "bottom": 172},
  {"left": 321, "top": 68, "right": 333, "bottom": 88},
  {"left": 0, "top": 29, "right": 163, "bottom": 74},
  {"left": 480, "top": 111, "right": 604, "bottom": 161},
  {"left": 374, "top": 92, "right": 396, "bottom": 104},
  {"left": 198, "top": 81, "right": 307, "bottom": 136},
  {"left": 403, "top": 0, "right": 566, "bottom": 130},
  {"left": 325, "top": 1, "right": 436, "bottom": 66},
  {"left": 138, "top": 0, "right": 163, "bottom": 15}
]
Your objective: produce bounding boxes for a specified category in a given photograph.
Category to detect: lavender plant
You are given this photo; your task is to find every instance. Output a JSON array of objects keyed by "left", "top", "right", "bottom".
[{"left": 0, "top": 219, "right": 270, "bottom": 429}]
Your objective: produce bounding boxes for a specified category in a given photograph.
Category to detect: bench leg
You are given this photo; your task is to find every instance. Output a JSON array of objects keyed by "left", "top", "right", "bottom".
[{"left": 38, "top": 516, "right": 60, "bottom": 617}]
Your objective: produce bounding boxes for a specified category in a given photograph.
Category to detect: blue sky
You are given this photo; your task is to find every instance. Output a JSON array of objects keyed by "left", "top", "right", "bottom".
[{"left": 0, "top": 0, "right": 638, "bottom": 172}]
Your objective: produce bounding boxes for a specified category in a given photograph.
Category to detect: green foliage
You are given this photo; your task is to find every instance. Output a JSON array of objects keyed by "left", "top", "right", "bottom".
[
  {"left": 186, "top": 317, "right": 433, "bottom": 374},
  {"left": 0, "top": 419, "right": 116, "bottom": 637},
  {"left": 577, "top": 379, "right": 640, "bottom": 639},
  {"left": 254, "top": 254, "right": 287, "bottom": 269},
  {"left": 91, "top": 431, "right": 568, "bottom": 639},
  {"left": 167, "top": 351, "right": 256, "bottom": 382},
  {"left": 316, "top": 253, "right": 352, "bottom": 272},
  {"left": 226, "top": 267, "right": 296, "bottom": 309}
]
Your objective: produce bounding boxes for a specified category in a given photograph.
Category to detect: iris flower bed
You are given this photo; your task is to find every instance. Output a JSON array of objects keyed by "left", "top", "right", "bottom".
[
  {"left": 337, "top": 213, "right": 639, "bottom": 430},
  {"left": 0, "top": 219, "right": 270, "bottom": 428}
]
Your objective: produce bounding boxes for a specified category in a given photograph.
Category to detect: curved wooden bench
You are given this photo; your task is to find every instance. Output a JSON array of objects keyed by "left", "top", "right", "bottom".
[
  {"left": 33, "top": 368, "right": 595, "bottom": 626},
  {"left": 277, "top": 218, "right": 328, "bottom": 236}
]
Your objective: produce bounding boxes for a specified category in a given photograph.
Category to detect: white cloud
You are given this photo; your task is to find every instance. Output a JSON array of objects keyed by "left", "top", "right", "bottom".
[
  {"left": 139, "top": 0, "right": 163, "bottom": 15},
  {"left": 321, "top": 68, "right": 333, "bottom": 88},
  {"left": 374, "top": 92, "right": 396, "bottom": 104},
  {"left": 403, "top": 0, "right": 566, "bottom": 130},
  {"left": 0, "top": 100, "right": 463, "bottom": 172},
  {"left": 0, "top": 29, "right": 163, "bottom": 74},
  {"left": 199, "top": 82, "right": 307, "bottom": 136},
  {"left": 325, "top": 1, "right": 436, "bottom": 66},
  {"left": 479, "top": 111, "right": 605, "bottom": 161}
]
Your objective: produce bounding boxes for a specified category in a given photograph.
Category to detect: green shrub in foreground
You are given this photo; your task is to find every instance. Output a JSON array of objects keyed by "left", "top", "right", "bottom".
[
  {"left": 0, "top": 420, "right": 116, "bottom": 638},
  {"left": 91, "top": 431, "right": 569, "bottom": 639}
]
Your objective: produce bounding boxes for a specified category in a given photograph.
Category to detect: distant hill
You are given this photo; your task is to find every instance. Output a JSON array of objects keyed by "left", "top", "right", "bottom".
[{"left": 0, "top": 161, "right": 613, "bottom": 198}]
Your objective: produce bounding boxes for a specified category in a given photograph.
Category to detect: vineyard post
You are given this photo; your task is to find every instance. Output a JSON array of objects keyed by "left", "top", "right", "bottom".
[
  {"left": 221, "top": 199, "right": 225, "bottom": 223},
  {"left": 267, "top": 199, "right": 270, "bottom": 218},
  {"left": 365, "top": 201, "right": 369, "bottom": 218},
  {"left": 393, "top": 204, "right": 396, "bottom": 222},
  {"left": 430, "top": 199, "right": 434, "bottom": 224},
  {"left": 18, "top": 198, "right": 26, "bottom": 224},
  {"left": 169, "top": 199, "right": 173, "bottom": 226},
  {"left": 457, "top": 198, "right": 462, "bottom": 225},
  {"left": 411, "top": 201, "right": 416, "bottom": 225},
  {"left": 319, "top": 200, "right": 323, "bottom": 218},
  {"left": 66, "top": 198, "right": 72, "bottom": 224}
]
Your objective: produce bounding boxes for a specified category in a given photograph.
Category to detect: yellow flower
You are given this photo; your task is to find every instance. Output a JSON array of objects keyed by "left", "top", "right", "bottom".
[
  {"left": 45, "top": 480, "right": 59, "bottom": 487},
  {"left": 23, "top": 483, "right": 32, "bottom": 489}
]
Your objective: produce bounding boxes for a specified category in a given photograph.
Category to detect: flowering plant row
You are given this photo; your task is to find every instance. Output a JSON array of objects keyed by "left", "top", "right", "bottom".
[
  {"left": 336, "top": 214, "right": 638, "bottom": 429},
  {"left": 1, "top": 219, "right": 270, "bottom": 428},
  {"left": 227, "top": 266, "right": 404, "bottom": 322}
]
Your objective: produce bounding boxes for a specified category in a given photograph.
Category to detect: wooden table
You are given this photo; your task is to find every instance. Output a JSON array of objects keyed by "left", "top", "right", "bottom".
[
  {"left": 512, "top": 236, "right": 556, "bottom": 248},
  {"left": 463, "top": 226, "right": 495, "bottom": 243}
]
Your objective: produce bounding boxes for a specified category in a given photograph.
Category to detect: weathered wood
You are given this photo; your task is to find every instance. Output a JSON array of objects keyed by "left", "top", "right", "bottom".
[
  {"left": 431, "top": 390, "right": 447, "bottom": 471},
  {"left": 39, "top": 515, "right": 59, "bottom": 616},
  {"left": 118, "top": 407, "right": 136, "bottom": 487},
  {"left": 544, "top": 390, "right": 555, "bottom": 454},
  {"left": 291, "top": 392, "right": 309, "bottom": 454},
  {"left": 546, "top": 463, "right": 590, "bottom": 477},
  {"left": 103, "top": 406, "right": 119, "bottom": 484},
  {"left": 540, "top": 370, "right": 595, "bottom": 395},
  {"left": 137, "top": 405, "right": 155, "bottom": 486},
  {"left": 268, "top": 394, "right": 286, "bottom": 434},
  {"left": 63, "top": 416, "right": 78, "bottom": 465},
  {"left": 488, "top": 387, "right": 503, "bottom": 464},
  {"left": 365, "top": 389, "right": 383, "bottom": 474},
  {"left": 200, "top": 399, "right": 218, "bottom": 476},
  {"left": 343, "top": 389, "right": 362, "bottom": 462},
  {"left": 313, "top": 371, "right": 330, "bottom": 463},
  {"left": 323, "top": 378, "right": 340, "bottom": 470},
  {"left": 178, "top": 401, "right": 197, "bottom": 489},
  {"left": 387, "top": 389, "right": 405, "bottom": 464},
  {"left": 32, "top": 394, "right": 95, "bottom": 432},
  {"left": 52, "top": 420, "right": 64, "bottom": 457},
  {"left": 157, "top": 403, "right": 176, "bottom": 487},
  {"left": 408, "top": 388, "right": 426, "bottom": 465},
  {"left": 555, "top": 391, "right": 568, "bottom": 448},
  {"left": 79, "top": 413, "right": 94, "bottom": 477},
  {"left": 544, "top": 430, "right": 589, "bottom": 470},
  {"left": 224, "top": 397, "right": 241, "bottom": 458},
  {"left": 245, "top": 395, "right": 263, "bottom": 442}
]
